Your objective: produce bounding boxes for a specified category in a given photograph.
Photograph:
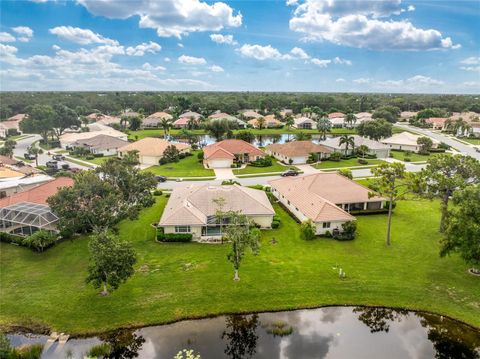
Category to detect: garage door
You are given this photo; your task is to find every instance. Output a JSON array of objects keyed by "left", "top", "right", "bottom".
[
  {"left": 141, "top": 156, "right": 160, "bottom": 165},
  {"left": 210, "top": 159, "right": 232, "bottom": 168}
]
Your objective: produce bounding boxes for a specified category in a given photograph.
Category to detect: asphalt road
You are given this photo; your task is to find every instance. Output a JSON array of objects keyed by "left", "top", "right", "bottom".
[{"left": 12, "top": 135, "right": 90, "bottom": 170}]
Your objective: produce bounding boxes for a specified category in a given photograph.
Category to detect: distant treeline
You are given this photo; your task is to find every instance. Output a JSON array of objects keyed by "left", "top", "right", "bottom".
[{"left": 1, "top": 92, "right": 479, "bottom": 119}]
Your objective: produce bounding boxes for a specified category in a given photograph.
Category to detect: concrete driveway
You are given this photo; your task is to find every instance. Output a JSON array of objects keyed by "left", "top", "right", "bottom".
[
  {"left": 213, "top": 168, "right": 235, "bottom": 180},
  {"left": 296, "top": 164, "right": 320, "bottom": 174}
]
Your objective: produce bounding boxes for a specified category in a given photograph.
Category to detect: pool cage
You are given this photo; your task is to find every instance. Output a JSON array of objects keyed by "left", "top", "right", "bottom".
[{"left": 0, "top": 202, "right": 59, "bottom": 236}]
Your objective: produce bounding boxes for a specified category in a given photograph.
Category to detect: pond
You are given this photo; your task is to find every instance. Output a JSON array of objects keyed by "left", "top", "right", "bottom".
[
  {"left": 7, "top": 306, "right": 480, "bottom": 358},
  {"left": 170, "top": 134, "right": 329, "bottom": 147}
]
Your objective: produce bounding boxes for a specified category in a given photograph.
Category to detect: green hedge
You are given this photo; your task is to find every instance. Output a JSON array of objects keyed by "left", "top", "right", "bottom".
[{"left": 157, "top": 229, "right": 193, "bottom": 242}]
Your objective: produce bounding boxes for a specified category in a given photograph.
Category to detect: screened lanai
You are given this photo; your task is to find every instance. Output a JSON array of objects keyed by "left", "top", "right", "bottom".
[{"left": 0, "top": 201, "right": 59, "bottom": 236}]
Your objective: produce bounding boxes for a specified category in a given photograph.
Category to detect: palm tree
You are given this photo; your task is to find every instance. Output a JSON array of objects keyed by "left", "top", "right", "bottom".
[
  {"left": 256, "top": 117, "right": 266, "bottom": 130},
  {"left": 159, "top": 118, "right": 172, "bottom": 139},
  {"left": 339, "top": 135, "right": 355, "bottom": 157},
  {"left": 316, "top": 117, "right": 332, "bottom": 140},
  {"left": 120, "top": 115, "right": 129, "bottom": 129},
  {"left": 187, "top": 116, "right": 197, "bottom": 130},
  {"left": 27, "top": 145, "right": 43, "bottom": 167},
  {"left": 345, "top": 112, "right": 356, "bottom": 129},
  {"left": 295, "top": 132, "right": 311, "bottom": 141},
  {"left": 285, "top": 115, "right": 294, "bottom": 130}
]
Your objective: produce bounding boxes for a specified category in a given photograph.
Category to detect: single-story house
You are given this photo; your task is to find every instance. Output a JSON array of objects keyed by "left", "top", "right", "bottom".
[
  {"left": 321, "top": 135, "right": 391, "bottom": 158},
  {"left": 400, "top": 111, "right": 418, "bottom": 121},
  {"left": 172, "top": 117, "right": 198, "bottom": 129},
  {"left": 208, "top": 113, "right": 247, "bottom": 128},
  {"left": 158, "top": 184, "right": 275, "bottom": 241},
  {"left": 60, "top": 123, "right": 128, "bottom": 149},
  {"left": 0, "top": 174, "right": 53, "bottom": 199},
  {"left": 280, "top": 109, "right": 293, "bottom": 118},
  {"left": 470, "top": 123, "right": 480, "bottom": 137},
  {"left": 265, "top": 141, "right": 332, "bottom": 164},
  {"left": 141, "top": 112, "right": 173, "bottom": 128},
  {"left": 425, "top": 117, "right": 448, "bottom": 130},
  {"left": 328, "top": 112, "right": 346, "bottom": 128},
  {"left": 96, "top": 115, "right": 122, "bottom": 127},
  {"left": 179, "top": 111, "right": 202, "bottom": 120},
  {"left": 293, "top": 117, "right": 316, "bottom": 129},
  {"left": 0, "top": 176, "right": 74, "bottom": 236},
  {"left": 0, "top": 115, "right": 24, "bottom": 137},
  {"left": 203, "top": 139, "right": 265, "bottom": 168},
  {"left": 117, "top": 137, "right": 190, "bottom": 166},
  {"left": 354, "top": 112, "right": 373, "bottom": 125},
  {"left": 248, "top": 115, "right": 282, "bottom": 128},
  {"left": 381, "top": 132, "right": 439, "bottom": 153},
  {"left": 269, "top": 172, "right": 386, "bottom": 235},
  {"left": 241, "top": 110, "right": 262, "bottom": 119},
  {"left": 72, "top": 134, "right": 129, "bottom": 156}
]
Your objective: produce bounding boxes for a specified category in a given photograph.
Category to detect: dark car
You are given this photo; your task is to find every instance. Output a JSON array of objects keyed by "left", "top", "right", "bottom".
[
  {"left": 61, "top": 163, "right": 70, "bottom": 170},
  {"left": 281, "top": 170, "right": 299, "bottom": 177},
  {"left": 52, "top": 154, "right": 65, "bottom": 161},
  {"left": 155, "top": 175, "right": 167, "bottom": 183},
  {"left": 46, "top": 160, "right": 58, "bottom": 169},
  {"left": 24, "top": 153, "right": 36, "bottom": 160},
  {"left": 475, "top": 146, "right": 480, "bottom": 153}
]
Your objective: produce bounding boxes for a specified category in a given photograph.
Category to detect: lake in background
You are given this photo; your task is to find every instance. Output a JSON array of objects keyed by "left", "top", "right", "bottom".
[{"left": 7, "top": 306, "right": 480, "bottom": 359}]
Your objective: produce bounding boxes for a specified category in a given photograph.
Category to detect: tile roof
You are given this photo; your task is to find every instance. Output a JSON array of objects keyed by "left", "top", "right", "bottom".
[
  {"left": 0, "top": 177, "right": 74, "bottom": 207},
  {"left": 7, "top": 114, "right": 26, "bottom": 121},
  {"left": 269, "top": 172, "right": 385, "bottom": 222},
  {"left": 0, "top": 167, "right": 24, "bottom": 179},
  {"left": 266, "top": 141, "right": 332, "bottom": 157},
  {"left": 425, "top": 117, "right": 448, "bottom": 124},
  {"left": 242, "top": 110, "right": 262, "bottom": 119},
  {"left": 118, "top": 137, "right": 190, "bottom": 157},
  {"left": 73, "top": 134, "right": 128, "bottom": 150},
  {"left": 159, "top": 184, "right": 275, "bottom": 226},
  {"left": 382, "top": 131, "right": 439, "bottom": 146},
  {"left": 321, "top": 135, "right": 390, "bottom": 150},
  {"left": 179, "top": 111, "right": 201, "bottom": 119},
  {"left": 328, "top": 112, "right": 345, "bottom": 119},
  {"left": 294, "top": 117, "right": 316, "bottom": 126},
  {"left": 203, "top": 139, "right": 264, "bottom": 160}
]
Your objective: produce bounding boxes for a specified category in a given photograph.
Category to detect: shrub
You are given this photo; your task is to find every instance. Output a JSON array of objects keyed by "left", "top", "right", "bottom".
[
  {"left": 273, "top": 215, "right": 281, "bottom": 223},
  {"left": 300, "top": 220, "right": 316, "bottom": 241},
  {"left": 157, "top": 232, "right": 193, "bottom": 242},
  {"left": 185, "top": 151, "right": 193, "bottom": 157},
  {"left": 324, "top": 230, "right": 332, "bottom": 238},
  {"left": 22, "top": 230, "right": 57, "bottom": 252},
  {"left": 88, "top": 343, "right": 112, "bottom": 358},
  {"left": 271, "top": 220, "right": 280, "bottom": 229},
  {"left": 249, "top": 156, "right": 273, "bottom": 167},
  {"left": 339, "top": 168, "right": 353, "bottom": 179},
  {"left": 197, "top": 151, "right": 204, "bottom": 160},
  {"left": 153, "top": 190, "right": 163, "bottom": 196},
  {"left": 404, "top": 158, "right": 411, "bottom": 162},
  {"left": 333, "top": 221, "right": 357, "bottom": 241},
  {"left": 222, "top": 180, "right": 240, "bottom": 185},
  {"left": 191, "top": 144, "right": 198, "bottom": 150},
  {"left": 165, "top": 193, "right": 171, "bottom": 198},
  {"left": 357, "top": 158, "right": 368, "bottom": 165},
  {"left": 438, "top": 142, "right": 450, "bottom": 150},
  {"left": 178, "top": 152, "right": 186, "bottom": 159},
  {"left": 86, "top": 155, "right": 95, "bottom": 160},
  {"left": 329, "top": 152, "right": 342, "bottom": 161},
  {"left": 93, "top": 153, "right": 104, "bottom": 158},
  {"left": 249, "top": 184, "right": 264, "bottom": 191}
]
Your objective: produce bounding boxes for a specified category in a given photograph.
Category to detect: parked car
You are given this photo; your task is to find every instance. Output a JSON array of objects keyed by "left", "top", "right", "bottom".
[
  {"left": 61, "top": 163, "right": 70, "bottom": 170},
  {"left": 45, "top": 160, "right": 58, "bottom": 169},
  {"left": 155, "top": 175, "right": 167, "bottom": 183},
  {"left": 281, "top": 170, "right": 299, "bottom": 177},
  {"left": 52, "top": 154, "right": 65, "bottom": 161},
  {"left": 24, "top": 153, "right": 36, "bottom": 160},
  {"left": 475, "top": 146, "right": 480, "bottom": 153}
]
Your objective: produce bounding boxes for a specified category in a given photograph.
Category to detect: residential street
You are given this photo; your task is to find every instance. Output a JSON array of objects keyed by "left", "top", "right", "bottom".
[{"left": 394, "top": 123, "right": 480, "bottom": 160}]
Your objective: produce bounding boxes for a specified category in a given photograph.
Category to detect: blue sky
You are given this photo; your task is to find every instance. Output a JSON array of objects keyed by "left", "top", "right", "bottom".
[{"left": 0, "top": 0, "right": 479, "bottom": 93}]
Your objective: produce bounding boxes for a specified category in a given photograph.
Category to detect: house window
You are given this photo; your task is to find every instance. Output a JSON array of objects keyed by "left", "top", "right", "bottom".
[
  {"left": 175, "top": 226, "right": 191, "bottom": 233},
  {"left": 323, "top": 222, "right": 331, "bottom": 228}
]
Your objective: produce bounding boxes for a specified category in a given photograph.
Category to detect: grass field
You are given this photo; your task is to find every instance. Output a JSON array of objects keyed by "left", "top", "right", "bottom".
[
  {"left": 389, "top": 150, "right": 436, "bottom": 162},
  {"left": 70, "top": 155, "right": 116, "bottom": 166},
  {"left": 145, "top": 151, "right": 214, "bottom": 178},
  {"left": 233, "top": 160, "right": 293, "bottom": 175},
  {"left": 314, "top": 158, "right": 385, "bottom": 169},
  {"left": 1, "top": 196, "right": 479, "bottom": 335},
  {"left": 459, "top": 137, "right": 480, "bottom": 145}
]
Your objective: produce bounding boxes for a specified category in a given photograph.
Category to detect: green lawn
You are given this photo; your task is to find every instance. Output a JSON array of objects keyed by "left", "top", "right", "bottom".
[
  {"left": 1, "top": 196, "right": 479, "bottom": 335},
  {"left": 146, "top": 151, "right": 214, "bottom": 178},
  {"left": 70, "top": 155, "right": 116, "bottom": 166},
  {"left": 460, "top": 137, "right": 480, "bottom": 145},
  {"left": 233, "top": 160, "right": 294, "bottom": 175},
  {"left": 314, "top": 157, "right": 385, "bottom": 169},
  {"left": 389, "top": 150, "right": 440, "bottom": 162}
]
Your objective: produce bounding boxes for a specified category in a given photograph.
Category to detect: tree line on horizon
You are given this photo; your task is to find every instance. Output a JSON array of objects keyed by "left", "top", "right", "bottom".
[{"left": 1, "top": 91, "right": 479, "bottom": 120}]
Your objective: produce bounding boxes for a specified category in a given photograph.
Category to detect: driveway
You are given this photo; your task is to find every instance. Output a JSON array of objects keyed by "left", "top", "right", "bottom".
[
  {"left": 295, "top": 164, "right": 320, "bottom": 174},
  {"left": 213, "top": 168, "right": 235, "bottom": 180}
]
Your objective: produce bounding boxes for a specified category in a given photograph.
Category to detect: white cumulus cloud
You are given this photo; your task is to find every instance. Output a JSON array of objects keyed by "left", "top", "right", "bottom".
[
  {"left": 210, "top": 65, "right": 224, "bottom": 72},
  {"left": 142, "top": 62, "right": 166, "bottom": 71},
  {"left": 49, "top": 26, "right": 118, "bottom": 45},
  {"left": 178, "top": 55, "right": 207, "bottom": 65},
  {"left": 237, "top": 44, "right": 284, "bottom": 60},
  {"left": 126, "top": 41, "right": 161, "bottom": 56},
  {"left": 0, "top": 32, "right": 16, "bottom": 42},
  {"left": 289, "top": 0, "right": 459, "bottom": 50},
  {"left": 311, "top": 58, "right": 331, "bottom": 67},
  {"left": 210, "top": 33, "right": 237, "bottom": 45},
  {"left": 12, "top": 26, "right": 34, "bottom": 42},
  {"left": 290, "top": 47, "right": 310, "bottom": 59},
  {"left": 77, "top": 0, "right": 242, "bottom": 38},
  {"left": 353, "top": 78, "right": 370, "bottom": 84}
]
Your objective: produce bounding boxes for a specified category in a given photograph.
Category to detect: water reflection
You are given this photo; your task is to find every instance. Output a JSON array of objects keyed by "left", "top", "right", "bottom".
[
  {"left": 222, "top": 314, "right": 259, "bottom": 359},
  {"left": 7, "top": 307, "right": 480, "bottom": 359}
]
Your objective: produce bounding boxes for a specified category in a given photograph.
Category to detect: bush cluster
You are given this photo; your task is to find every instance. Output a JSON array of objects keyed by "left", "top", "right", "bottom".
[
  {"left": 0, "top": 231, "right": 57, "bottom": 252},
  {"left": 249, "top": 156, "right": 273, "bottom": 167},
  {"left": 157, "top": 229, "right": 193, "bottom": 242},
  {"left": 272, "top": 214, "right": 281, "bottom": 229},
  {"left": 333, "top": 221, "right": 357, "bottom": 241}
]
